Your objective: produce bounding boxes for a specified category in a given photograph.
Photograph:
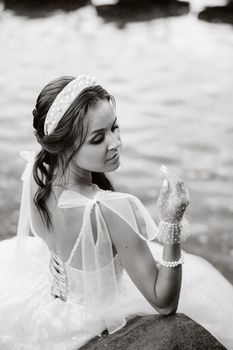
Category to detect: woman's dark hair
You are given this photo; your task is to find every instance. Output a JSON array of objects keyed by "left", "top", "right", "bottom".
[{"left": 33, "top": 76, "right": 115, "bottom": 230}]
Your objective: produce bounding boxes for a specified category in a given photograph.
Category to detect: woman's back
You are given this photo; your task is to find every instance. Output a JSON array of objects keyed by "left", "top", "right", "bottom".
[
  {"left": 29, "top": 173, "right": 122, "bottom": 270},
  {"left": 29, "top": 174, "right": 85, "bottom": 267}
]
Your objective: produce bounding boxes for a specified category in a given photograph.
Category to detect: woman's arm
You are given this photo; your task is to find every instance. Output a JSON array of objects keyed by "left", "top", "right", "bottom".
[
  {"left": 156, "top": 243, "right": 182, "bottom": 314},
  {"left": 101, "top": 207, "right": 181, "bottom": 315},
  {"left": 100, "top": 177, "right": 189, "bottom": 316}
]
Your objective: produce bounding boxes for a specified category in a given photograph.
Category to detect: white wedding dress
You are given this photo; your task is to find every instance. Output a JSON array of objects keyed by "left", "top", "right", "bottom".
[{"left": 0, "top": 151, "right": 232, "bottom": 350}]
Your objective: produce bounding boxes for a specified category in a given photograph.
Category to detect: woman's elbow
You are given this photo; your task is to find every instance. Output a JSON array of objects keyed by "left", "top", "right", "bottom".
[{"left": 157, "top": 304, "right": 178, "bottom": 316}]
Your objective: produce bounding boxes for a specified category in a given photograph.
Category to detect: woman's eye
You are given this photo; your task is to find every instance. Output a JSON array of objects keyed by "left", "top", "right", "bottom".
[
  {"left": 112, "top": 124, "right": 119, "bottom": 132},
  {"left": 91, "top": 124, "right": 119, "bottom": 145},
  {"left": 92, "top": 136, "right": 104, "bottom": 144}
]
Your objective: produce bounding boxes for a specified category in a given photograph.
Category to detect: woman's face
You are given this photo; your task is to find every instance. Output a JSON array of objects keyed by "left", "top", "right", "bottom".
[{"left": 73, "top": 99, "right": 122, "bottom": 173}]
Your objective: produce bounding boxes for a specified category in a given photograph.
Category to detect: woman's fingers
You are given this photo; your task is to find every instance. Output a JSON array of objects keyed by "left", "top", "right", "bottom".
[
  {"left": 158, "top": 179, "right": 170, "bottom": 205},
  {"left": 168, "top": 177, "right": 190, "bottom": 209},
  {"left": 178, "top": 178, "right": 185, "bottom": 191},
  {"left": 184, "top": 188, "right": 190, "bottom": 205},
  {"left": 159, "top": 166, "right": 190, "bottom": 219},
  {"left": 172, "top": 178, "right": 185, "bottom": 196}
]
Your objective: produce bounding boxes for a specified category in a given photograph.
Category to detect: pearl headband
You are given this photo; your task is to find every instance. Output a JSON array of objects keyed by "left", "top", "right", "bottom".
[{"left": 44, "top": 74, "right": 96, "bottom": 135}]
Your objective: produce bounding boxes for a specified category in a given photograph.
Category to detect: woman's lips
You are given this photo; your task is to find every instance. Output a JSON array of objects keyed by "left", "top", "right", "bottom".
[{"left": 107, "top": 152, "right": 119, "bottom": 161}]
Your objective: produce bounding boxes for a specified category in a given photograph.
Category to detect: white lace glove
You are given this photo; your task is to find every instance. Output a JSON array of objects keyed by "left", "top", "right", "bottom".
[{"left": 156, "top": 165, "right": 190, "bottom": 244}]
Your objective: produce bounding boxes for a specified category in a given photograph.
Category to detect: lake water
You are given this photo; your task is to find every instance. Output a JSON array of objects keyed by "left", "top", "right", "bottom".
[{"left": 0, "top": 0, "right": 233, "bottom": 282}]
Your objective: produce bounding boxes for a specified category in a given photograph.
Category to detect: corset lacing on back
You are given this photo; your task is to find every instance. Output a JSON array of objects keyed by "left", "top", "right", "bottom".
[
  {"left": 49, "top": 249, "right": 68, "bottom": 301},
  {"left": 49, "top": 248, "right": 124, "bottom": 303}
]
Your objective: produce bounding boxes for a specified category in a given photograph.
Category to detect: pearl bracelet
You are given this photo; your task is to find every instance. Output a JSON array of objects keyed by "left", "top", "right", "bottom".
[{"left": 158, "top": 253, "right": 185, "bottom": 268}]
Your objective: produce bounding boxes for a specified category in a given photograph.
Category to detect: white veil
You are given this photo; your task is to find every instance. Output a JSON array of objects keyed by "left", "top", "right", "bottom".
[{"left": 0, "top": 150, "right": 50, "bottom": 303}]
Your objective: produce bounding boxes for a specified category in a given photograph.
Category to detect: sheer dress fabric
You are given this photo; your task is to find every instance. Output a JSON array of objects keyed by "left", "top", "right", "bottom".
[{"left": 0, "top": 151, "right": 233, "bottom": 350}]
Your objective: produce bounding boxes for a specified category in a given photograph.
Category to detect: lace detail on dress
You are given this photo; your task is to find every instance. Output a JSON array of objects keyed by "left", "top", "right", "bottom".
[{"left": 49, "top": 249, "right": 68, "bottom": 301}]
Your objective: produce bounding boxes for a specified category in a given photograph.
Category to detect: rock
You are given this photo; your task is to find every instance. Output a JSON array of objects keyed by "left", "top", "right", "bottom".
[
  {"left": 198, "top": 3, "right": 233, "bottom": 25},
  {"left": 80, "top": 313, "right": 226, "bottom": 350},
  {"left": 2, "top": 0, "right": 190, "bottom": 21},
  {"left": 2, "top": 0, "right": 89, "bottom": 18},
  {"left": 94, "top": 1, "right": 190, "bottom": 28}
]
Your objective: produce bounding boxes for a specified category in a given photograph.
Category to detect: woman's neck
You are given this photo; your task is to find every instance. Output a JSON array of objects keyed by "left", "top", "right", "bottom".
[
  {"left": 68, "top": 164, "right": 92, "bottom": 188},
  {"left": 54, "top": 161, "right": 93, "bottom": 190}
]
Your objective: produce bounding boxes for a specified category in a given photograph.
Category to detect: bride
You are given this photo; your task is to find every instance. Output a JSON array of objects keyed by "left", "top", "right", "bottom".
[{"left": 0, "top": 75, "right": 232, "bottom": 350}]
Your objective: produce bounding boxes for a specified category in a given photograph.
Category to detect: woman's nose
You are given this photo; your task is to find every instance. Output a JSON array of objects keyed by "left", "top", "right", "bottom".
[{"left": 107, "top": 134, "right": 122, "bottom": 151}]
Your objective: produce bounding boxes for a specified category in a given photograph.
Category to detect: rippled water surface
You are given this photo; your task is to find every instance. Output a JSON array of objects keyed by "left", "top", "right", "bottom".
[{"left": 0, "top": 0, "right": 233, "bottom": 282}]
